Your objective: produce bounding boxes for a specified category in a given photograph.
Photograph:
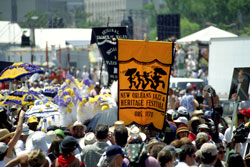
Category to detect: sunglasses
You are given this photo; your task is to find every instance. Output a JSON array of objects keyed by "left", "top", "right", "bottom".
[{"left": 219, "top": 151, "right": 226, "bottom": 154}]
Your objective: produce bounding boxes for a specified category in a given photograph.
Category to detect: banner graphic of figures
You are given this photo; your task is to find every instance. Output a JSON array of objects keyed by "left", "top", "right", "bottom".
[
  {"left": 91, "top": 27, "right": 128, "bottom": 86},
  {"left": 118, "top": 39, "right": 173, "bottom": 130}
]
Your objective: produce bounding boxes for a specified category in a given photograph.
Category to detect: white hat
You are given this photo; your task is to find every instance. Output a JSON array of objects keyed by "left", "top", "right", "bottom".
[
  {"left": 72, "top": 121, "right": 87, "bottom": 132},
  {"left": 129, "top": 125, "right": 146, "bottom": 142},
  {"left": 79, "top": 132, "right": 96, "bottom": 149},
  {"left": 177, "top": 106, "right": 188, "bottom": 115},
  {"left": 47, "top": 131, "right": 57, "bottom": 142},
  {"left": 22, "top": 124, "right": 33, "bottom": 136},
  {"left": 26, "top": 131, "right": 51, "bottom": 154},
  {"left": 0, "top": 142, "right": 8, "bottom": 154},
  {"left": 166, "top": 109, "right": 175, "bottom": 115},
  {"left": 174, "top": 117, "right": 188, "bottom": 125},
  {"left": 198, "top": 124, "right": 209, "bottom": 130},
  {"left": 200, "top": 143, "right": 218, "bottom": 157}
]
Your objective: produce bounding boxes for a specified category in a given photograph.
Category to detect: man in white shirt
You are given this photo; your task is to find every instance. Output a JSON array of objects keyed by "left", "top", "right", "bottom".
[
  {"left": 14, "top": 124, "right": 32, "bottom": 156},
  {"left": 175, "top": 144, "right": 196, "bottom": 167}
]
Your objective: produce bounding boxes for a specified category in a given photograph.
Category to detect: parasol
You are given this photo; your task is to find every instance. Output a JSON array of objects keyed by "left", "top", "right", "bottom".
[
  {"left": 0, "top": 62, "right": 44, "bottom": 82},
  {"left": 87, "top": 106, "right": 118, "bottom": 131},
  {"left": 25, "top": 99, "right": 59, "bottom": 118},
  {"left": 2, "top": 90, "right": 42, "bottom": 107}
]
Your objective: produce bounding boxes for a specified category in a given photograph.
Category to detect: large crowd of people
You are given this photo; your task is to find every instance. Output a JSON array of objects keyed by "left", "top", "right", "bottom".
[{"left": 0, "top": 67, "right": 250, "bottom": 167}]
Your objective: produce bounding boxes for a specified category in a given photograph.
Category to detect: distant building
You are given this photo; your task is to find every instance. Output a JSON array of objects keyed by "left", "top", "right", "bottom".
[{"left": 84, "top": 0, "right": 149, "bottom": 39}]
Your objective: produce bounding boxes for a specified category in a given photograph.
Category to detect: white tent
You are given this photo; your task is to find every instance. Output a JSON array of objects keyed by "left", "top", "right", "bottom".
[
  {"left": 177, "top": 26, "right": 238, "bottom": 43},
  {"left": 24, "top": 28, "right": 92, "bottom": 49},
  {"left": 0, "top": 21, "right": 23, "bottom": 44}
]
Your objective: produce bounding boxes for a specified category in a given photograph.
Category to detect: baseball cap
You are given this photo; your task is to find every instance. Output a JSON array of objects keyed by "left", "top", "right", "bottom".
[
  {"left": 106, "top": 145, "right": 124, "bottom": 157},
  {"left": 200, "top": 143, "right": 218, "bottom": 157},
  {"left": 177, "top": 106, "right": 188, "bottom": 115},
  {"left": 174, "top": 117, "right": 188, "bottom": 125},
  {"left": 167, "top": 109, "right": 175, "bottom": 115}
]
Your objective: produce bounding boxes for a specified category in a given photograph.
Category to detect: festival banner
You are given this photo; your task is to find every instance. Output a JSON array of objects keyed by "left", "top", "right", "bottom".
[
  {"left": 118, "top": 39, "right": 173, "bottom": 130},
  {"left": 91, "top": 27, "right": 128, "bottom": 86}
]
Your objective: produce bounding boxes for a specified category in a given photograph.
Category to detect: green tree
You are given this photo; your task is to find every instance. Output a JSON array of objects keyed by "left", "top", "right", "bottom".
[
  {"left": 73, "top": 6, "right": 102, "bottom": 28},
  {"left": 19, "top": 10, "right": 48, "bottom": 28}
]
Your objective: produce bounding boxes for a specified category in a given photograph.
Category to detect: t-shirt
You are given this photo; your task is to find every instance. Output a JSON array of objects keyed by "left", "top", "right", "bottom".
[
  {"left": 0, "top": 161, "right": 5, "bottom": 167},
  {"left": 180, "top": 94, "right": 194, "bottom": 113}
]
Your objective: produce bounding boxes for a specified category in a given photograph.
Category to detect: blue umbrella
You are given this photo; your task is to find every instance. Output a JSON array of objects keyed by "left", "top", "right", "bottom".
[{"left": 87, "top": 107, "right": 118, "bottom": 131}]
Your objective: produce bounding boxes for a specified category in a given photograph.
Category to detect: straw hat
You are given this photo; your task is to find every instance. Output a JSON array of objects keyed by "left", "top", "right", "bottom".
[
  {"left": 79, "top": 132, "right": 96, "bottom": 149},
  {"left": 128, "top": 125, "right": 146, "bottom": 142},
  {"left": 22, "top": 124, "right": 33, "bottom": 136},
  {"left": 146, "top": 139, "right": 166, "bottom": 153},
  {"left": 192, "top": 110, "right": 204, "bottom": 117},
  {"left": 72, "top": 121, "right": 87, "bottom": 132},
  {"left": 109, "top": 120, "right": 130, "bottom": 135},
  {"left": 187, "top": 116, "right": 205, "bottom": 131},
  {"left": 0, "top": 129, "right": 15, "bottom": 141},
  {"left": 47, "top": 131, "right": 57, "bottom": 142},
  {"left": 176, "top": 127, "right": 189, "bottom": 136}
]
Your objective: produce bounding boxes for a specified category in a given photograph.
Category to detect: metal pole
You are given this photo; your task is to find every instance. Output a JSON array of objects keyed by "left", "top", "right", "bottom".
[{"left": 46, "top": 41, "right": 49, "bottom": 69}]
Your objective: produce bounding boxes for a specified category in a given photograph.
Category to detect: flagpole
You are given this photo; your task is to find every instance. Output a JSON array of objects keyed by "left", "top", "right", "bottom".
[{"left": 46, "top": 41, "right": 49, "bottom": 69}]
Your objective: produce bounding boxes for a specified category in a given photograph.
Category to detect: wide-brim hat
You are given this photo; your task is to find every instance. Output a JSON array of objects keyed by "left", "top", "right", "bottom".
[
  {"left": 79, "top": 132, "right": 96, "bottom": 149},
  {"left": 71, "top": 121, "right": 87, "bottom": 132},
  {"left": 146, "top": 139, "right": 166, "bottom": 153},
  {"left": 188, "top": 116, "right": 205, "bottom": 131},
  {"left": 128, "top": 125, "right": 146, "bottom": 142},
  {"left": 0, "top": 129, "right": 15, "bottom": 141},
  {"left": 60, "top": 136, "right": 78, "bottom": 153},
  {"left": 26, "top": 131, "right": 51, "bottom": 153},
  {"left": 176, "top": 127, "right": 189, "bottom": 136},
  {"left": 109, "top": 120, "right": 128, "bottom": 134},
  {"left": 192, "top": 110, "right": 204, "bottom": 117},
  {"left": 21, "top": 124, "right": 33, "bottom": 136}
]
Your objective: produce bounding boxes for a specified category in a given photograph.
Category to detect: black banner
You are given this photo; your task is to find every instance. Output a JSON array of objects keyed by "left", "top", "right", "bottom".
[{"left": 91, "top": 27, "right": 128, "bottom": 86}]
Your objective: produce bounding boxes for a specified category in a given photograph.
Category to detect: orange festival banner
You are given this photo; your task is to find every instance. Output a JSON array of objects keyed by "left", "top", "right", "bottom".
[{"left": 118, "top": 39, "right": 173, "bottom": 130}]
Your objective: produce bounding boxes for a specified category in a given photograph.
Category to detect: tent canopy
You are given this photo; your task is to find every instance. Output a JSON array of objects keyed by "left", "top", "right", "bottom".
[{"left": 177, "top": 26, "right": 238, "bottom": 44}]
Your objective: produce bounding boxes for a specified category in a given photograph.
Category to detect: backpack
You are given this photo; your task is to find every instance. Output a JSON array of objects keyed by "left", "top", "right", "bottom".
[{"left": 125, "top": 142, "right": 145, "bottom": 167}]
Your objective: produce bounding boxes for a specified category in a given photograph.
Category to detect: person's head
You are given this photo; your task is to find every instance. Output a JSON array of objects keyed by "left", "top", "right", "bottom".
[
  {"left": 95, "top": 124, "right": 109, "bottom": 141},
  {"left": 0, "top": 142, "right": 8, "bottom": 161},
  {"left": 176, "top": 127, "right": 189, "bottom": 139},
  {"left": 238, "top": 70, "right": 245, "bottom": 81},
  {"left": 198, "top": 124, "right": 210, "bottom": 134},
  {"left": 179, "top": 144, "right": 196, "bottom": 166},
  {"left": 27, "top": 115, "right": 39, "bottom": 131},
  {"left": 114, "top": 125, "right": 128, "bottom": 147},
  {"left": 200, "top": 143, "right": 218, "bottom": 165},
  {"left": 188, "top": 116, "right": 204, "bottom": 134},
  {"left": 72, "top": 121, "right": 86, "bottom": 138},
  {"left": 150, "top": 144, "right": 165, "bottom": 159},
  {"left": 48, "top": 138, "right": 62, "bottom": 157},
  {"left": 60, "top": 136, "right": 78, "bottom": 154},
  {"left": 180, "top": 137, "right": 192, "bottom": 145},
  {"left": 170, "top": 139, "right": 182, "bottom": 148},
  {"left": 228, "top": 153, "right": 244, "bottom": 167},
  {"left": 157, "top": 150, "right": 174, "bottom": 167},
  {"left": 28, "top": 149, "right": 47, "bottom": 167},
  {"left": 0, "top": 129, "right": 14, "bottom": 144},
  {"left": 147, "top": 124, "right": 159, "bottom": 138},
  {"left": 55, "top": 129, "right": 65, "bottom": 140},
  {"left": 186, "top": 87, "right": 193, "bottom": 94},
  {"left": 216, "top": 143, "right": 225, "bottom": 161},
  {"left": 99, "top": 145, "right": 124, "bottom": 167}
]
